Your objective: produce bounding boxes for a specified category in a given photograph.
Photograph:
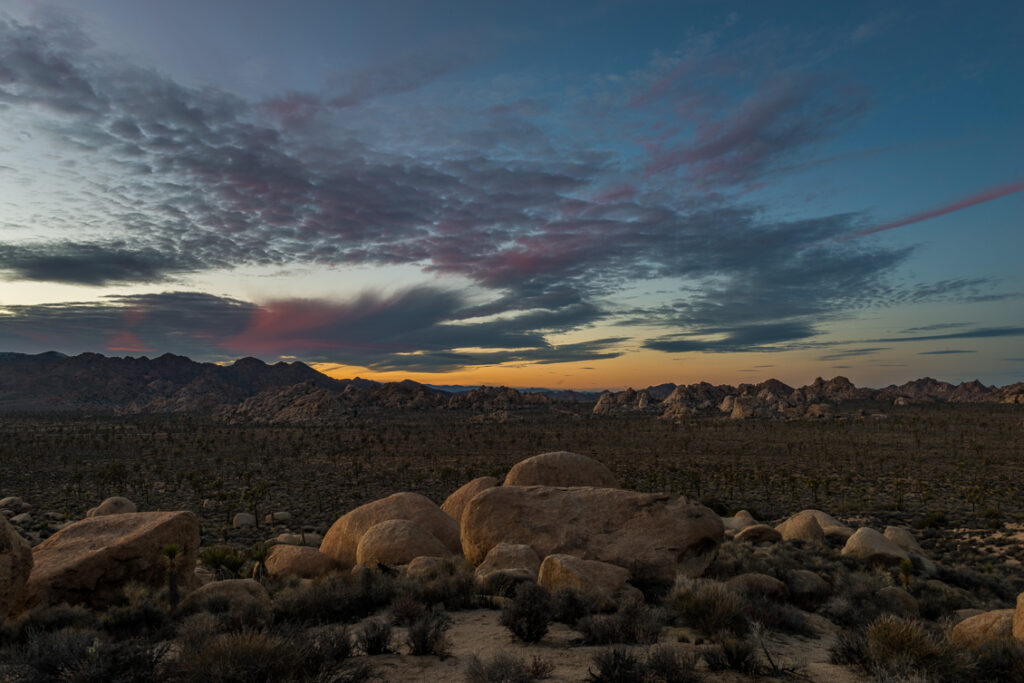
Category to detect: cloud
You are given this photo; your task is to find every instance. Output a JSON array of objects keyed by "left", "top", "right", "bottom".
[
  {"left": 918, "top": 349, "right": 975, "bottom": 355},
  {"left": 644, "top": 77, "right": 868, "bottom": 187},
  {"left": 0, "top": 243, "right": 197, "bottom": 285},
  {"left": 0, "top": 11, "right": 1012, "bottom": 369},
  {"left": 644, "top": 321, "right": 818, "bottom": 353},
  {"left": 901, "top": 322, "right": 975, "bottom": 333},
  {"left": 0, "top": 289, "right": 619, "bottom": 372},
  {"left": 840, "top": 179, "right": 1024, "bottom": 241},
  {"left": 817, "top": 347, "right": 888, "bottom": 361},
  {"left": 869, "top": 327, "right": 1024, "bottom": 343}
]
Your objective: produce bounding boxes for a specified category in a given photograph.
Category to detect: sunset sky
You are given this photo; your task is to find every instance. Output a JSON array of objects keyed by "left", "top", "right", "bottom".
[{"left": 0, "top": 0, "right": 1021, "bottom": 390}]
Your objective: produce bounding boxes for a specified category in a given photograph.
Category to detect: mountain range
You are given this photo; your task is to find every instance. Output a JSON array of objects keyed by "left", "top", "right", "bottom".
[{"left": 0, "top": 351, "right": 1021, "bottom": 420}]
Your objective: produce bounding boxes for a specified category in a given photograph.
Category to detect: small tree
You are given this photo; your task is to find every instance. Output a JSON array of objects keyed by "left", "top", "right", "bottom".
[{"left": 162, "top": 543, "right": 183, "bottom": 608}]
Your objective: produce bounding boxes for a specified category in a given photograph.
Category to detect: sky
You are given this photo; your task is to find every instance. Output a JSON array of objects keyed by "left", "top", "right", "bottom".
[{"left": 0, "top": 0, "right": 1021, "bottom": 390}]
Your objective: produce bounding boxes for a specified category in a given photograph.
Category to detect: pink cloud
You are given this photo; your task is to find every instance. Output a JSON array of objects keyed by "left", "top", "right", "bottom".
[{"left": 841, "top": 179, "right": 1024, "bottom": 241}]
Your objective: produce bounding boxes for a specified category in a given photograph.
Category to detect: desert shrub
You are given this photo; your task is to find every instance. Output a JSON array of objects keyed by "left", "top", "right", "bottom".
[
  {"left": 645, "top": 645, "right": 703, "bottom": 683},
  {"left": 406, "top": 608, "right": 452, "bottom": 657},
  {"left": 303, "top": 623, "right": 354, "bottom": 663},
  {"left": 821, "top": 569, "right": 887, "bottom": 628},
  {"left": 577, "top": 603, "right": 664, "bottom": 645},
  {"left": 389, "top": 595, "right": 426, "bottom": 626},
  {"left": 666, "top": 578, "right": 747, "bottom": 636},
  {"left": 551, "top": 587, "right": 595, "bottom": 625},
  {"left": 701, "top": 637, "right": 760, "bottom": 676},
  {"left": 477, "top": 571, "right": 529, "bottom": 598},
  {"left": 402, "top": 570, "right": 477, "bottom": 611},
  {"left": 173, "top": 629, "right": 299, "bottom": 682},
  {"left": 273, "top": 571, "right": 396, "bottom": 625},
  {"left": 100, "top": 601, "right": 170, "bottom": 640},
  {"left": 55, "top": 638, "right": 169, "bottom": 682},
  {"left": 863, "top": 615, "right": 972, "bottom": 682},
  {"left": 829, "top": 627, "right": 869, "bottom": 669},
  {"left": 969, "top": 637, "right": 1024, "bottom": 682},
  {"left": 464, "top": 653, "right": 554, "bottom": 682},
  {"left": 7, "top": 627, "right": 99, "bottom": 681},
  {"left": 500, "top": 582, "right": 552, "bottom": 643},
  {"left": 587, "top": 646, "right": 647, "bottom": 683},
  {"left": 743, "top": 594, "right": 815, "bottom": 636},
  {"left": 914, "top": 510, "right": 948, "bottom": 530},
  {"left": 356, "top": 619, "right": 393, "bottom": 655},
  {"left": 14, "top": 603, "right": 97, "bottom": 639}
]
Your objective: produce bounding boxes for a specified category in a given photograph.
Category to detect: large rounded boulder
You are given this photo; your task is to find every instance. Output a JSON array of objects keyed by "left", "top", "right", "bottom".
[
  {"left": 1, "top": 514, "right": 33, "bottom": 618},
  {"left": 87, "top": 496, "right": 137, "bottom": 518},
  {"left": 503, "top": 452, "right": 619, "bottom": 488},
  {"left": 266, "top": 545, "right": 340, "bottom": 579},
  {"left": 320, "top": 492, "right": 460, "bottom": 568},
  {"left": 841, "top": 527, "right": 910, "bottom": 566},
  {"left": 441, "top": 477, "right": 499, "bottom": 522},
  {"left": 355, "top": 519, "right": 452, "bottom": 567},
  {"left": 20, "top": 511, "right": 199, "bottom": 610},
  {"left": 461, "top": 486, "right": 722, "bottom": 584}
]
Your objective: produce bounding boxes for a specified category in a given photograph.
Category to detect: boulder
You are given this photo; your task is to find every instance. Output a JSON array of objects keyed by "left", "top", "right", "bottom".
[
  {"left": 876, "top": 586, "right": 919, "bottom": 618},
  {"left": 785, "top": 569, "right": 831, "bottom": 608},
  {"left": 884, "top": 526, "right": 924, "bottom": 554},
  {"left": 232, "top": 513, "right": 256, "bottom": 528},
  {"left": 181, "top": 578, "right": 270, "bottom": 613},
  {"left": 726, "top": 573, "right": 789, "bottom": 602},
  {"left": 734, "top": 524, "right": 782, "bottom": 544},
  {"left": 841, "top": 527, "right": 910, "bottom": 566},
  {"left": 320, "top": 492, "right": 460, "bottom": 568},
  {"left": 474, "top": 543, "right": 542, "bottom": 583},
  {"left": 776, "top": 509, "right": 853, "bottom": 543},
  {"left": 1015, "top": 593, "right": 1024, "bottom": 642},
  {"left": 776, "top": 513, "right": 826, "bottom": 544},
  {"left": 0, "top": 497, "right": 29, "bottom": 514},
  {"left": 538, "top": 554, "right": 631, "bottom": 611},
  {"left": 10, "top": 513, "right": 31, "bottom": 525},
  {"left": 355, "top": 519, "right": 451, "bottom": 567},
  {"left": 461, "top": 486, "right": 723, "bottom": 584},
  {"left": 503, "top": 451, "right": 618, "bottom": 488},
  {"left": 275, "top": 533, "right": 304, "bottom": 546},
  {"left": 88, "top": 496, "right": 137, "bottom": 517},
  {"left": 266, "top": 545, "right": 340, "bottom": 579},
  {"left": 952, "top": 609, "right": 1014, "bottom": 647},
  {"left": 265, "top": 511, "right": 292, "bottom": 524},
  {"left": 21, "top": 511, "right": 199, "bottom": 610},
  {"left": 721, "top": 510, "right": 757, "bottom": 534},
  {"left": 441, "top": 477, "right": 499, "bottom": 522},
  {"left": 1, "top": 514, "right": 33, "bottom": 617}
]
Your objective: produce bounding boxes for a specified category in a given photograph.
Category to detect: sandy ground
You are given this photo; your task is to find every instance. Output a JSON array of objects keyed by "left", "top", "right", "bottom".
[{"left": 357, "top": 609, "right": 869, "bottom": 682}]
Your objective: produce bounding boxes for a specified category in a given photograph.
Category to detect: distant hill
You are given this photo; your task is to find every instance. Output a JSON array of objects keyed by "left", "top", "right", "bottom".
[{"left": 0, "top": 350, "right": 1020, "bottom": 419}]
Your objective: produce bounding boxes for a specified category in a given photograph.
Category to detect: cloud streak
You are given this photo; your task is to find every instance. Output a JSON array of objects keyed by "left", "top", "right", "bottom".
[{"left": 841, "top": 179, "right": 1024, "bottom": 241}]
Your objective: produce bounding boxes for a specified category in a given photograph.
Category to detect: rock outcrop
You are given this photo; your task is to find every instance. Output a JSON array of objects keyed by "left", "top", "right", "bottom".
[
  {"left": 951, "top": 609, "right": 1014, "bottom": 647},
  {"left": 355, "top": 519, "right": 452, "bottom": 567},
  {"left": 87, "top": 496, "right": 137, "bottom": 517},
  {"left": 474, "top": 543, "right": 542, "bottom": 584},
  {"left": 461, "top": 486, "right": 722, "bottom": 584},
  {"left": 320, "top": 492, "right": 460, "bottom": 568},
  {"left": 538, "top": 554, "right": 632, "bottom": 610},
  {"left": 20, "top": 511, "right": 200, "bottom": 610},
  {"left": 1, "top": 514, "right": 33, "bottom": 617},
  {"left": 841, "top": 527, "right": 910, "bottom": 566},
  {"left": 265, "top": 545, "right": 340, "bottom": 579},
  {"left": 441, "top": 477, "right": 499, "bottom": 522},
  {"left": 503, "top": 451, "right": 618, "bottom": 488}
]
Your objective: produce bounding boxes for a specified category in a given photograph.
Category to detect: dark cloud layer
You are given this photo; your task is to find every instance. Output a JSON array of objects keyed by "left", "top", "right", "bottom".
[
  {"left": 0, "top": 13, "right": 1013, "bottom": 369},
  {"left": 0, "top": 289, "right": 620, "bottom": 372}
]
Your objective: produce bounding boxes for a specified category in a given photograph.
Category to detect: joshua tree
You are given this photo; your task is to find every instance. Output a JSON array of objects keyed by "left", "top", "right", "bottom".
[{"left": 163, "top": 543, "right": 183, "bottom": 608}]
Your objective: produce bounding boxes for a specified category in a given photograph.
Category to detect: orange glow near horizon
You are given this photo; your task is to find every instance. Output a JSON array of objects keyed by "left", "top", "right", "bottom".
[{"left": 310, "top": 348, "right": 881, "bottom": 391}]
